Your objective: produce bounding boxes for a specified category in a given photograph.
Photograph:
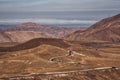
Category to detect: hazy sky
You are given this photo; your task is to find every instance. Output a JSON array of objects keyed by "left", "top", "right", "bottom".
[
  {"left": 0, "top": 0, "right": 119, "bottom": 26},
  {"left": 0, "top": 0, "right": 120, "bottom": 12}
]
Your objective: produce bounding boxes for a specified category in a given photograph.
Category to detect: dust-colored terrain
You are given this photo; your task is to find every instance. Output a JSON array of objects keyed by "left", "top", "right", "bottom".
[
  {"left": 1, "top": 67, "right": 120, "bottom": 80},
  {"left": 0, "top": 14, "right": 120, "bottom": 80},
  {"left": 0, "top": 38, "right": 120, "bottom": 79}
]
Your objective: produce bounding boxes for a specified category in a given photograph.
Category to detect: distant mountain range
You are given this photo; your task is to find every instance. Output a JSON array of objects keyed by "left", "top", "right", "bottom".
[
  {"left": 64, "top": 14, "right": 120, "bottom": 43},
  {"left": 0, "top": 13, "right": 120, "bottom": 43},
  {"left": 0, "top": 22, "right": 83, "bottom": 42}
]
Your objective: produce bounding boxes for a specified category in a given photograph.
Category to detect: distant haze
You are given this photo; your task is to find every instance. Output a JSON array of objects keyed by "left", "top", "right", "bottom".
[{"left": 0, "top": 0, "right": 120, "bottom": 27}]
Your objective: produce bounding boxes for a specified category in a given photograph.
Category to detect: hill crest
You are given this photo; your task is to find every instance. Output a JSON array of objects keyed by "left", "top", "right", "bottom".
[{"left": 64, "top": 14, "right": 120, "bottom": 43}]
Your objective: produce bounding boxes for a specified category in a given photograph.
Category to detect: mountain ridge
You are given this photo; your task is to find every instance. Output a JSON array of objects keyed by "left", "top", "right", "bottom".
[
  {"left": 64, "top": 14, "right": 120, "bottom": 43},
  {"left": 0, "top": 22, "right": 83, "bottom": 42}
]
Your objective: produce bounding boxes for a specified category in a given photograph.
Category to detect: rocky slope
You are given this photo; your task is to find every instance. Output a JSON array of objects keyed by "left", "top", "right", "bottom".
[
  {"left": 64, "top": 14, "right": 120, "bottom": 43},
  {"left": 0, "top": 22, "right": 82, "bottom": 42}
]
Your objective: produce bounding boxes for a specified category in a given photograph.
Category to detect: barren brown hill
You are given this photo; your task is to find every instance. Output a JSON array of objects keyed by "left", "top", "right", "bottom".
[
  {"left": 0, "top": 31, "right": 12, "bottom": 42},
  {"left": 0, "top": 36, "right": 120, "bottom": 78},
  {"left": 0, "top": 22, "right": 82, "bottom": 42},
  {"left": 0, "top": 41, "right": 120, "bottom": 78},
  {"left": 0, "top": 31, "right": 55, "bottom": 43},
  {"left": 0, "top": 38, "right": 70, "bottom": 52},
  {"left": 64, "top": 14, "right": 120, "bottom": 43}
]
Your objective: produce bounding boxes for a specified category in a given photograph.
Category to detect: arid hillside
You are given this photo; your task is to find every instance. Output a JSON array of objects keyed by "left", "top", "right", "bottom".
[
  {"left": 1, "top": 67, "right": 120, "bottom": 80},
  {"left": 64, "top": 14, "right": 120, "bottom": 43},
  {"left": 0, "top": 31, "right": 55, "bottom": 42},
  {"left": 0, "top": 22, "right": 83, "bottom": 42},
  {"left": 0, "top": 38, "right": 70, "bottom": 52},
  {"left": 0, "top": 38, "right": 120, "bottom": 79},
  {"left": 0, "top": 14, "right": 120, "bottom": 80}
]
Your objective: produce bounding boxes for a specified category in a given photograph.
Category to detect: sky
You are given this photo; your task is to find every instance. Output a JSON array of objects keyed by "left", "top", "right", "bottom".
[
  {"left": 0, "top": 0, "right": 120, "bottom": 27},
  {"left": 0, "top": 0, "right": 120, "bottom": 12}
]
